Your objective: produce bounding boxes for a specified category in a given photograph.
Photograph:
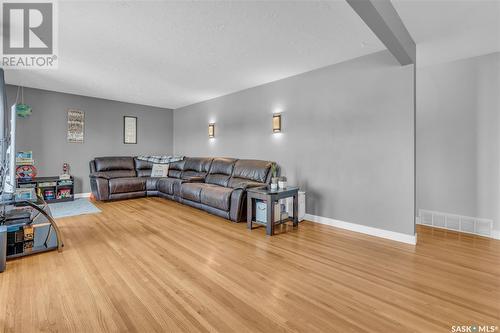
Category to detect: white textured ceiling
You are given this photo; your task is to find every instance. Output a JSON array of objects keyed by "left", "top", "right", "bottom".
[
  {"left": 392, "top": 0, "right": 500, "bottom": 67},
  {"left": 4, "top": 0, "right": 384, "bottom": 109}
]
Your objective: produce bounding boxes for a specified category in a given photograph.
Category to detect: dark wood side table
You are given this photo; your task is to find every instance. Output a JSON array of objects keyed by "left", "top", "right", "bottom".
[{"left": 247, "top": 186, "right": 299, "bottom": 236}]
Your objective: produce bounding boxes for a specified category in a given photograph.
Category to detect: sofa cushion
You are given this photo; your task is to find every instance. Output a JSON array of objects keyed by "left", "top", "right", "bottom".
[
  {"left": 182, "top": 157, "right": 213, "bottom": 179},
  {"left": 180, "top": 183, "right": 211, "bottom": 202},
  {"left": 146, "top": 177, "right": 161, "bottom": 191},
  {"left": 200, "top": 186, "right": 233, "bottom": 211},
  {"left": 95, "top": 157, "right": 135, "bottom": 172},
  {"left": 134, "top": 158, "right": 153, "bottom": 170},
  {"left": 134, "top": 158, "right": 153, "bottom": 177},
  {"left": 157, "top": 178, "right": 183, "bottom": 195},
  {"left": 168, "top": 160, "right": 185, "bottom": 179},
  {"left": 109, "top": 177, "right": 146, "bottom": 194},
  {"left": 231, "top": 159, "right": 272, "bottom": 183},
  {"left": 205, "top": 158, "right": 237, "bottom": 187}
]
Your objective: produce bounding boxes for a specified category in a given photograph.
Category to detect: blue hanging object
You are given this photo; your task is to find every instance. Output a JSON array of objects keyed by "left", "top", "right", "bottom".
[{"left": 15, "top": 86, "right": 32, "bottom": 117}]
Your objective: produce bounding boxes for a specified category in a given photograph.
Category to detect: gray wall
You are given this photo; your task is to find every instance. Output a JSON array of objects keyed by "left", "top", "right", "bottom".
[
  {"left": 417, "top": 52, "right": 500, "bottom": 231},
  {"left": 174, "top": 50, "right": 415, "bottom": 236},
  {"left": 6, "top": 86, "right": 174, "bottom": 193}
]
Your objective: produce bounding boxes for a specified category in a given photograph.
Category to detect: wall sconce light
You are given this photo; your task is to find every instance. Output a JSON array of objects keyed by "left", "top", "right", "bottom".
[
  {"left": 272, "top": 113, "right": 281, "bottom": 133},
  {"left": 208, "top": 123, "right": 215, "bottom": 138}
]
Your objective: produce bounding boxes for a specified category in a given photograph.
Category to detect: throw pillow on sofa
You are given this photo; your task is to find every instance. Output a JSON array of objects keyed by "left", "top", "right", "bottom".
[{"left": 151, "top": 163, "right": 169, "bottom": 177}]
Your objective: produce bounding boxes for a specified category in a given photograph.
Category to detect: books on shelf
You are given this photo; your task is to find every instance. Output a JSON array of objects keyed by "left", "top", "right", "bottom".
[
  {"left": 18, "top": 183, "right": 36, "bottom": 188},
  {"left": 43, "top": 189, "right": 55, "bottom": 201},
  {"left": 15, "top": 188, "right": 36, "bottom": 201},
  {"left": 57, "top": 188, "right": 72, "bottom": 199},
  {"left": 16, "top": 158, "right": 34, "bottom": 165},
  {"left": 38, "top": 181, "right": 57, "bottom": 187}
]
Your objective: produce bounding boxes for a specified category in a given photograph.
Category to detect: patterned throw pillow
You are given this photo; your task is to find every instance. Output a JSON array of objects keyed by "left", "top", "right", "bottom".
[{"left": 151, "top": 163, "right": 169, "bottom": 177}]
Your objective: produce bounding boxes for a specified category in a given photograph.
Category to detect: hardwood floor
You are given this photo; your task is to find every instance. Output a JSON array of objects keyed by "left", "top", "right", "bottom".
[{"left": 0, "top": 197, "right": 499, "bottom": 332}]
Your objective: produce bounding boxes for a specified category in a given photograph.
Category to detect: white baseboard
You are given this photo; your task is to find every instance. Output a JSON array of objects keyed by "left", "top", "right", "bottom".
[
  {"left": 74, "top": 192, "right": 91, "bottom": 199},
  {"left": 491, "top": 230, "right": 500, "bottom": 240},
  {"left": 304, "top": 214, "right": 417, "bottom": 245}
]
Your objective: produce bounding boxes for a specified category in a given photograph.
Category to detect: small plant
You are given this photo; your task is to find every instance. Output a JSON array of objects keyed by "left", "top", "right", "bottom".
[{"left": 271, "top": 163, "right": 277, "bottom": 178}]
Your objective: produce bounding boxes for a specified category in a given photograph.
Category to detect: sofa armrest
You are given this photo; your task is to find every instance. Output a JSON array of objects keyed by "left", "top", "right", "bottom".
[
  {"left": 90, "top": 177, "right": 110, "bottom": 200},
  {"left": 230, "top": 188, "right": 246, "bottom": 221}
]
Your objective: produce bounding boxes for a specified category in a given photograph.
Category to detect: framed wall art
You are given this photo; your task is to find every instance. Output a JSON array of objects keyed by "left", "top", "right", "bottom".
[
  {"left": 123, "top": 116, "right": 137, "bottom": 144},
  {"left": 67, "top": 109, "right": 84, "bottom": 143}
]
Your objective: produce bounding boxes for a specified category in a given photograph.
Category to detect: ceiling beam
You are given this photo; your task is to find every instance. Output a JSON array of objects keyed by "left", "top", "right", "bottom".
[{"left": 346, "top": 0, "right": 416, "bottom": 65}]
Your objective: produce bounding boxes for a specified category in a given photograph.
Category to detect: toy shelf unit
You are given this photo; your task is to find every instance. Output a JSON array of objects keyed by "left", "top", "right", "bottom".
[{"left": 17, "top": 176, "right": 75, "bottom": 203}]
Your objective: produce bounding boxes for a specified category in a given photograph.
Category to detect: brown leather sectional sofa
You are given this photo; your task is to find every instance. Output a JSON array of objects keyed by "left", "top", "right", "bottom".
[{"left": 89, "top": 156, "right": 273, "bottom": 222}]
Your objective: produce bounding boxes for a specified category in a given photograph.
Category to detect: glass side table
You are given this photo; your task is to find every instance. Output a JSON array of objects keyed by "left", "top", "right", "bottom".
[
  {"left": 247, "top": 186, "right": 299, "bottom": 236},
  {"left": 0, "top": 195, "right": 64, "bottom": 272}
]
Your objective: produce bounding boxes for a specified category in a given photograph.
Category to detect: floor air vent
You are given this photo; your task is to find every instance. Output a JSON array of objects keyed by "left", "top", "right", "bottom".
[{"left": 418, "top": 209, "right": 493, "bottom": 237}]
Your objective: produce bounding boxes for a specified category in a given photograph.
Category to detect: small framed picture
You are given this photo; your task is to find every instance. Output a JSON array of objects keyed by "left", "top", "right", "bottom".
[{"left": 123, "top": 116, "right": 137, "bottom": 144}]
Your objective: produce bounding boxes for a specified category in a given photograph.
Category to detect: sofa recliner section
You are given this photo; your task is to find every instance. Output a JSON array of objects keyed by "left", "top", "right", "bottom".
[{"left": 89, "top": 156, "right": 273, "bottom": 222}]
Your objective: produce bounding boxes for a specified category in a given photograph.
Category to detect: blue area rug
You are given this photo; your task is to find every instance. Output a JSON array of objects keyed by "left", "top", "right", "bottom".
[{"left": 48, "top": 198, "right": 101, "bottom": 219}]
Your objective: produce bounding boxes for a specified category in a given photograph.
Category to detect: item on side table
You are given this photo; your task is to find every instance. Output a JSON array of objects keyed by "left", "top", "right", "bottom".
[
  {"left": 278, "top": 176, "right": 287, "bottom": 189},
  {"left": 270, "top": 181, "right": 278, "bottom": 191},
  {"left": 270, "top": 162, "right": 278, "bottom": 191}
]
